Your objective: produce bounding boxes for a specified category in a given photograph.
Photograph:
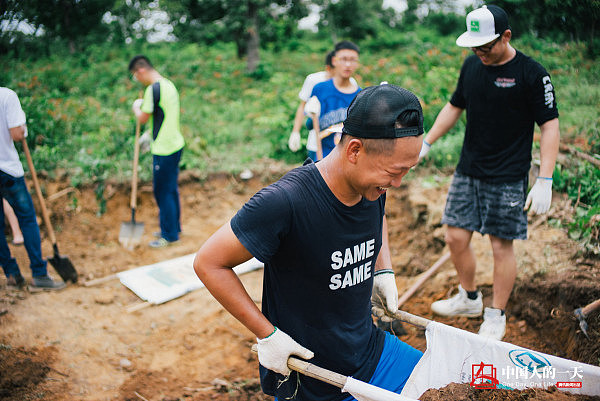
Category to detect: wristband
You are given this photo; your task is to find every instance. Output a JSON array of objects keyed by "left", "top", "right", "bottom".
[
  {"left": 423, "top": 139, "right": 431, "bottom": 147},
  {"left": 374, "top": 269, "right": 394, "bottom": 276},
  {"left": 537, "top": 176, "right": 553, "bottom": 181}
]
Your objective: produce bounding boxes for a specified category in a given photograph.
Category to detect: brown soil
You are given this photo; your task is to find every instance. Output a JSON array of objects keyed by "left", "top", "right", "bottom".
[
  {"left": 420, "top": 382, "right": 600, "bottom": 401},
  {"left": 1, "top": 166, "right": 598, "bottom": 400}
]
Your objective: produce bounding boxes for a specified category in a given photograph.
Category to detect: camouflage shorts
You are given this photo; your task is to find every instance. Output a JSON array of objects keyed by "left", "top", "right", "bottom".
[{"left": 441, "top": 172, "right": 528, "bottom": 240}]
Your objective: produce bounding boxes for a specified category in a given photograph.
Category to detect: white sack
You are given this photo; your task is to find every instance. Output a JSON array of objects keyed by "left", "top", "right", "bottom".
[{"left": 401, "top": 321, "right": 600, "bottom": 399}]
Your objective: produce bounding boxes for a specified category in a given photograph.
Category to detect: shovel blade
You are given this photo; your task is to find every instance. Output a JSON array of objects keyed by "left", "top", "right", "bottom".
[
  {"left": 119, "top": 221, "right": 145, "bottom": 249},
  {"left": 49, "top": 254, "right": 78, "bottom": 284}
]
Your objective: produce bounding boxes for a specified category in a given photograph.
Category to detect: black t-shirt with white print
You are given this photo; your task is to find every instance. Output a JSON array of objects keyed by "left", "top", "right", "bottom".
[
  {"left": 231, "top": 160, "right": 386, "bottom": 401},
  {"left": 450, "top": 50, "right": 559, "bottom": 182}
]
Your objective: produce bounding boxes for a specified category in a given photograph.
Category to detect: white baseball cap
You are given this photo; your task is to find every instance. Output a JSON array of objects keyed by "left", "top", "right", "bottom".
[{"left": 456, "top": 5, "right": 510, "bottom": 48}]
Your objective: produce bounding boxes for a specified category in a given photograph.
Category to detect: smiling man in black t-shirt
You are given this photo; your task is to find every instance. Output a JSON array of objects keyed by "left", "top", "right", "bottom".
[
  {"left": 194, "top": 84, "right": 425, "bottom": 400},
  {"left": 419, "top": 5, "right": 560, "bottom": 341}
]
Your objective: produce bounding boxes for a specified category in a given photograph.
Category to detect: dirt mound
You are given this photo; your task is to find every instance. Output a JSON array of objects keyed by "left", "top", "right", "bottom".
[
  {"left": 1, "top": 172, "right": 598, "bottom": 400},
  {"left": 0, "top": 345, "right": 66, "bottom": 401},
  {"left": 420, "top": 382, "right": 600, "bottom": 400},
  {"left": 511, "top": 266, "right": 600, "bottom": 365}
]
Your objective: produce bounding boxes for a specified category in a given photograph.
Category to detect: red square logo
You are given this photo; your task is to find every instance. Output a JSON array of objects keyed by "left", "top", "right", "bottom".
[{"left": 470, "top": 362, "right": 499, "bottom": 389}]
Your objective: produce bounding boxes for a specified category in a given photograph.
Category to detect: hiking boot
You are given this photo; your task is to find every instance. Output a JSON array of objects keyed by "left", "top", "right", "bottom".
[
  {"left": 431, "top": 284, "right": 483, "bottom": 317},
  {"left": 6, "top": 274, "right": 25, "bottom": 289},
  {"left": 148, "top": 237, "right": 178, "bottom": 248},
  {"left": 30, "top": 275, "right": 66, "bottom": 291},
  {"left": 478, "top": 307, "right": 506, "bottom": 341}
]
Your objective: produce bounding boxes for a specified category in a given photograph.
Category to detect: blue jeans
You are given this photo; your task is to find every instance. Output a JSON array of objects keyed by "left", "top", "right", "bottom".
[
  {"left": 0, "top": 170, "right": 47, "bottom": 278},
  {"left": 153, "top": 149, "right": 182, "bottom": 242}
]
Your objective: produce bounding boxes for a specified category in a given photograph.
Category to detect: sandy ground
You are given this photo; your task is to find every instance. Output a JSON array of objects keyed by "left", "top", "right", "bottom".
[{"left": 1, "top": 166, "right": 598, "bottom": 401}]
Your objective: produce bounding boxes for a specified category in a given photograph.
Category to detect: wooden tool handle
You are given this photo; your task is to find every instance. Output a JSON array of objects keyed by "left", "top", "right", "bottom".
[
  {"left": 582, "top": 298, "right": 600, "bottom": 316},
  {"left": 397, "top": 252, "right": 451, "bottom": 308},
  {"left": 130, "top": 118, "right": 141, "bottom": 210},
  {"left": 250, "top": 344, "right": 347, "bottom": 388},
  {"left": 21, "top": 139, "right": 57, "bottom": 245},
  {"left": 287, "top": 357, "right": 346, "bottom": 388},
  {"left": 394, "top": 309, "right": 431, "bottom": 329}
]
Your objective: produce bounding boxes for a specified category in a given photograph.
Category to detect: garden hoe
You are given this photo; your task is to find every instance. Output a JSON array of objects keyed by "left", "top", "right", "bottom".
[
  {"left": 574, "top": 298, "right": 600, "bottom": 339},
  {"left": 119, "top": 118, "right": 144, "bottom": 249},
  {"left": 22, "top": 139, "right": 78, "bottom": 283}
]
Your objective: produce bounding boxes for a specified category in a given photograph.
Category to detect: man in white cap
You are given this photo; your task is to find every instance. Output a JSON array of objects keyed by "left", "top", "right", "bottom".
[{"left": 419, "top": 5, "right": 560, "bottom": 341}]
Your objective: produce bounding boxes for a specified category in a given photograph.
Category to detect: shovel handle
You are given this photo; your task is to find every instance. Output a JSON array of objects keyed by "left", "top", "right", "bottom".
[
  {"left": 131, "top": 118, "right": 141, "bottom": 210},
  {"left": 397, "top": 252, "right": 451, "bottom": 308},
  {"left": 250, "top": 344, "right": 347, "bottom": 388},
  {"left": 21, "top": 139, "right": 57, "bottom": 245}
]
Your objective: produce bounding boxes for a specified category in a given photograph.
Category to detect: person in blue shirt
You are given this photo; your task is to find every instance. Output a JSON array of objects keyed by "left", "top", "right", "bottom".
[{"left": 305, "top": 41, "right": 361, "bottom": 161}]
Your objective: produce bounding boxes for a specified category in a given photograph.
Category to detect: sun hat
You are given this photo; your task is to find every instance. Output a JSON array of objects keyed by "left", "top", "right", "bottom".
[
  {"left": 341, "top": 83, "right": 423, "bottom": 139},
  {"left": 456, "top": 5, "right": 510, "bottom": 48}
]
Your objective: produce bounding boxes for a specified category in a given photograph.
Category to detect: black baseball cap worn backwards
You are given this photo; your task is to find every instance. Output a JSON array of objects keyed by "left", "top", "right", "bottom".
[{"left": 342, "top": 84, "right": 424, "bottom": 139}]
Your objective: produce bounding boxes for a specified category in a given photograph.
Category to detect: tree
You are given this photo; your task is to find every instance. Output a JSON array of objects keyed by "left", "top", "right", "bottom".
[
  {"left": 316, "top": 0, "right": 396, "bottom": 42},
  {"left": 494, "top": 0, "right": 600, "bottom": 57},
  {"left": 17, "top": 0, "right": 109, "bottom": 53},
  {"left": 164, "top": 0, "right": 310, "bottom": 73}
]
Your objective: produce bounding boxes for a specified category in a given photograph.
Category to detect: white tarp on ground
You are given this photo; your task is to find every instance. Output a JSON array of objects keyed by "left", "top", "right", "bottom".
[
  {"left": 401, "top": 321, "right": 600, "bottom": 399},
  {"left": 117, "top": 254, "right": 263, "bottom": 305}
]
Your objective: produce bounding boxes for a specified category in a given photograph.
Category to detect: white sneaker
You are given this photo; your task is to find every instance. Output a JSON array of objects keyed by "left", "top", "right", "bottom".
[
  {"left": 431, "top": 285, "right": 483, "bottom": 317},
  {"left": 478, "top": 307, "right": 506, "bottom": 341}
]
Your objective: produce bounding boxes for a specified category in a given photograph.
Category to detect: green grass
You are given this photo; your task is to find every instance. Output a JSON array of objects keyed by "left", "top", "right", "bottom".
[
  {"left": 2, "top": 30, "right": 597, "bottom": 182},
  {"left": 1, "top": 29, "right": 599, "bottom": 253}
]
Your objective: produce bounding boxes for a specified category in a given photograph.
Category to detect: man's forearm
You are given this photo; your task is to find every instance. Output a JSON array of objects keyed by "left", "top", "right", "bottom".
[
  {"left": 375, "top": 216, "right": 392, "bottom": 271},
  {"left": 292, "top": 101, "right": 306, "bottom": 133},
  {"left": 9, "top": 125, "right": 26, "bottom": 142},
  {"left": 198, "top": 264, "right": 274, "bottom": 338},
  {"left": 424, "top": 102, "right": 463, "bottom": 145},
  {"left": 538, "top": 118, "right": 560, "bottom": 178},
  {"left": 193, "top": 223, "right": 274, "bottom": 339}
]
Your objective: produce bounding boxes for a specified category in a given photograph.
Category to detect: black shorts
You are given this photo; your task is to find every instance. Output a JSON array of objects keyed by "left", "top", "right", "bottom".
[{"left": 441, "top": 173, "right": 528, "bottom": 240}]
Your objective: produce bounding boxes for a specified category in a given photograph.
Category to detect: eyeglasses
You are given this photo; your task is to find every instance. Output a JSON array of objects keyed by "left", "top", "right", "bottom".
[
  {"left": 130, "top": 70, "right": 139, "bottom": 81},
  {"left": 337, "top": 57, "right": 359, "bottom": 65},
  {"left": 471, "top": 36, "right": 502, "bottom": 53}
]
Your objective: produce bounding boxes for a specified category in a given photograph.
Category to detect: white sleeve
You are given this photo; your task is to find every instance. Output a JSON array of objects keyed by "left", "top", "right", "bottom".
[
  {"left": 298, "top": 71, "right": 326, "bottom": 102},
  {"left": 304, "top": 96, "right": 321, "bottom": 116},
  {"left": 5, "top": 90, "right": 26, "bottom": 128}
]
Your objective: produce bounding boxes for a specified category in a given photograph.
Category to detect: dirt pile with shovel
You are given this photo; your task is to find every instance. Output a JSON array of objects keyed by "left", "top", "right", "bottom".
[{"left": 0, "top": 168, "right": 598, "bottom": 400}]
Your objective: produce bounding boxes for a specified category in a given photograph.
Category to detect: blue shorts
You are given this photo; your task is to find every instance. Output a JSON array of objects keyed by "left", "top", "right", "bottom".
[
  {"left": 340, "top": 332, "right": 422, "bottom": 400},
  {"left": 441, "top": 173, "right": 528, "bottom": 240},
  {"left": 274, "top": 333, "right": 421, "bottom": 401}
]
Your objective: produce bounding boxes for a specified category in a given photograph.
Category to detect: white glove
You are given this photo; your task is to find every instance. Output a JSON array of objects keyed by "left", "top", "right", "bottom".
[
  {"left": 257, "top": 327, "right": 314, "bottom": 376},
  {"left": 419, "top": 139, "right": 431, "bottom": 161},
  {"left": 524, "top": 177, "right": 553, "bottom": 214},
  {"left": 371, "top": 269, "right": 398, "bottom": 319},
  {"left": 288, "top": 131, "right": 301, "bottom": 152},
  {"left": 139, "top": 131, "right": 151, "bottom": 153},
  {"left": 304, "top": 96, "right": 321, "bottom": 117},
  {"left": 132, "top": 98, "right": 143, "bottom": 113}
]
